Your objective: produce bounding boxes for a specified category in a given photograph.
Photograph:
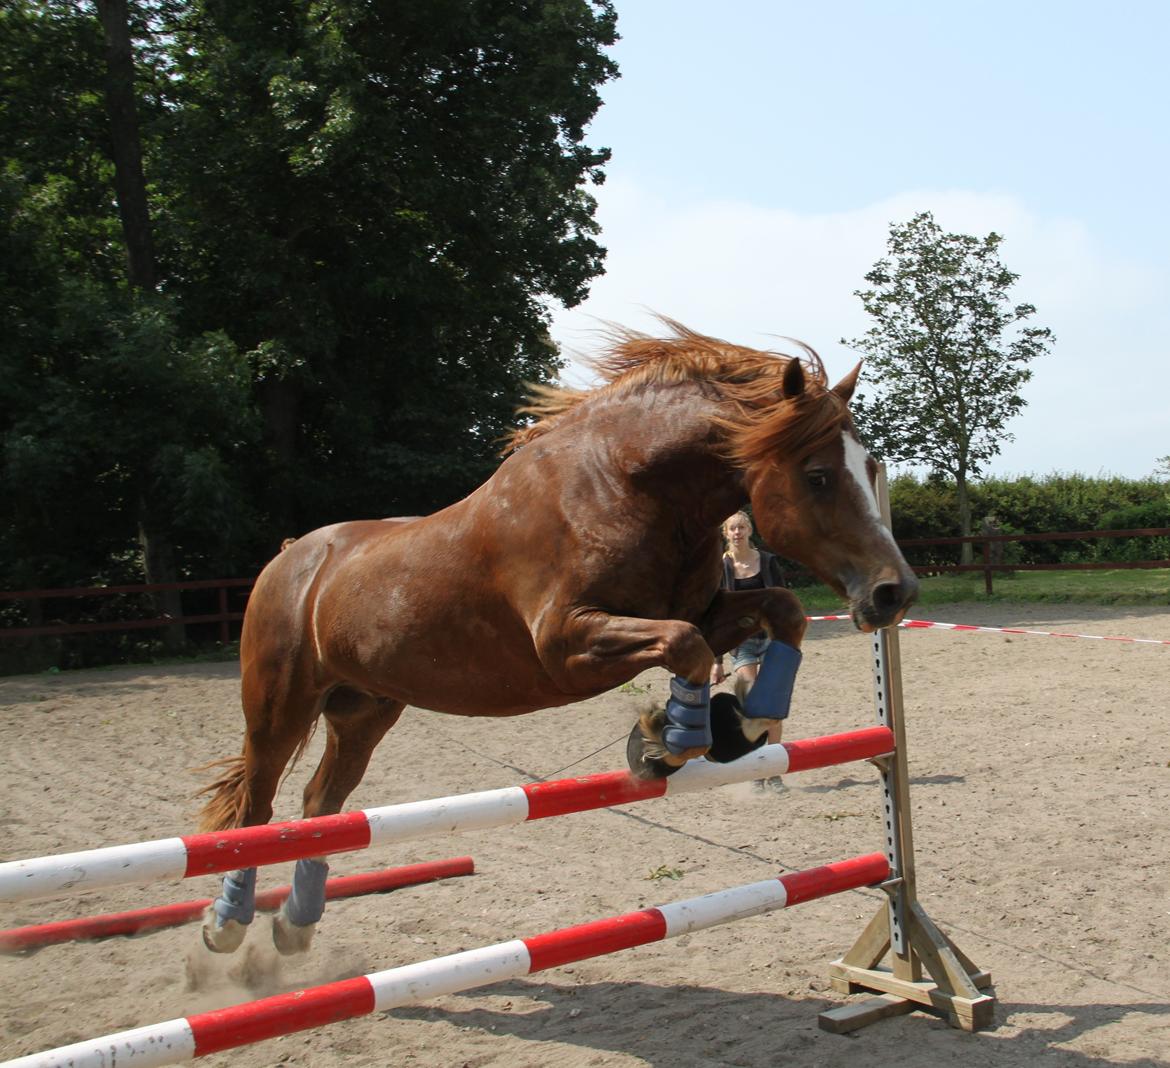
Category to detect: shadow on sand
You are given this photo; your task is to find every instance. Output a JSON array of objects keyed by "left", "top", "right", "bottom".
[{"left": 386, "top": 977, "right": 1170, "bottom": 1068}]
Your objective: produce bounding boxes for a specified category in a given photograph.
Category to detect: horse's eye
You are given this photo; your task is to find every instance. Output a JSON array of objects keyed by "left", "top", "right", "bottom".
[{"left": 807, "top": 470, "right": 829, "bottom": 489}]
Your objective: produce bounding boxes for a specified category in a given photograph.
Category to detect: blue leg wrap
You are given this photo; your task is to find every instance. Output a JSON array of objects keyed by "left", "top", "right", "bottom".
[
  {"left": 743, "top": 641, "right": 802, "bottom": 721},
  {"left": 213, "top": 867, "right": 257, "bottom": 927},
  {"left": 284, "top": 858, "right": 330, "bottom": 926},
  {"left": 662, "top": 677, "right": 712, "bottom": 754}
]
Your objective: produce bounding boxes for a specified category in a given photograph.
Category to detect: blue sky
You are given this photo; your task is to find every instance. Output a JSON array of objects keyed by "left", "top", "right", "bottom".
[{"left": 548, "top": 0, "right": 1170, "bottom": 478}]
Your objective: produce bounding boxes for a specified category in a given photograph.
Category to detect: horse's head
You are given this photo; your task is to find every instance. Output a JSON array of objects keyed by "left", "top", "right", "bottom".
[{"left": 738, "top": 358, "right": 918, "bottom": 631}]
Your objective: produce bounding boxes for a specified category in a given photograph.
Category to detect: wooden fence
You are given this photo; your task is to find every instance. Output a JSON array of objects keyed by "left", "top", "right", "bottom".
[
  {"left": 0, "top": 578, "right": 252, "bottom": 645},
  {"left": 898, "top": 526, "right": 1170, "bottom": 594}
]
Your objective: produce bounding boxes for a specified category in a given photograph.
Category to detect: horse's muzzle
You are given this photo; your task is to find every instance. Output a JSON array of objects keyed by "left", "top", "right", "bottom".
[{"left": 850, "top": 575, "right": 919, "bottom": 632}]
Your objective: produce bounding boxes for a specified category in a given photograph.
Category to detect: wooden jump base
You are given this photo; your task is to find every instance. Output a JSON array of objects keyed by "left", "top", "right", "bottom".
[
  {"left": 1, "top": 853, "right": 888, "bottom": 1068},
  {"left": 0, "top": 726, "right": 893, "bottom": 904},
  {"left": 0, "top": 858, "right": 474, "bottom": 954}
]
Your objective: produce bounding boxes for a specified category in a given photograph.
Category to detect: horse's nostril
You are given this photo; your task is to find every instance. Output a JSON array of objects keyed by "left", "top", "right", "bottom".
[{"left": 872, "top": 581, "right": 906, "bottom": 613}]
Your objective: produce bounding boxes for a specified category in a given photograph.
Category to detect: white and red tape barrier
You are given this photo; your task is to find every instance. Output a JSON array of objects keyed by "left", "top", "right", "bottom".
[
  {"left": 1, "top": 853, "right": 888, "bottom": 1068},
  {"left": 808, "top": 615, "right": 1170, "bottom": 646},
  {"left": 0, "top": 726, "right": 893, "bottom": 905}
]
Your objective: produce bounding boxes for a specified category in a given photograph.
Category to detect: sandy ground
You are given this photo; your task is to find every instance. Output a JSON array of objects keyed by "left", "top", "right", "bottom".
[{"left": 1, "top": 602, "right": 1168, "bottom": 1068}]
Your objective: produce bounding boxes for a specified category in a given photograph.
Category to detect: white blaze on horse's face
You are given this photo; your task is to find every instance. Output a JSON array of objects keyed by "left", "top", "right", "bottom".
[
  {"left": 834, "top": 429, "right": 917, "bottom": 629},
  {"left": 840, "top": 432, "right": 880, "bottom": 518},
  {"left": 840, "top": 432, "right": 898, "bottom": 549}
]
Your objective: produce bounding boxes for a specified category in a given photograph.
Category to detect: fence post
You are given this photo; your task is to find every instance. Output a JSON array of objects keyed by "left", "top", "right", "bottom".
[{"left": 983, "top": 539, "right": 993, "bottom": 595}]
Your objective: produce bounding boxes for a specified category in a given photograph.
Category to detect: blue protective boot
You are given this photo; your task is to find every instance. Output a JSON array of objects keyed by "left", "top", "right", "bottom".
[
  {"left": 202, "top": 866, "right": 256, "bottom": 953},
  {"left": 706, "top": 641, "right": 803, "bottom": 765},
  {"left": 743, "top": 640, "right": 802, "bottom": 721},
  {"left": 284, "top": 858, "right": 330, "bottom": 926},
  {"left": 213, "top": 867, "right": 257, "bottom": 927},
  {"left": 272, "top": 857, "right": 330, "bottom": 955},
  {"left": 661, "top": 676, "right": 712, "bottom": 755}
]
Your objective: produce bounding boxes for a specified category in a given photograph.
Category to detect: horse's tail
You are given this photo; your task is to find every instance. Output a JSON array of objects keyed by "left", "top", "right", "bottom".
[
  {"left": 194, "top": 756, "right": 250, "bottom": 833},
  {"left": 194, "top": 722, "right": 320, "bottom": 833}
]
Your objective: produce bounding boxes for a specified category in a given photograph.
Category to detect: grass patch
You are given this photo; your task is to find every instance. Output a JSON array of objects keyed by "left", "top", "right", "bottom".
[{"left": 794, "top": 569, "right": 1170, "bottom": 610}]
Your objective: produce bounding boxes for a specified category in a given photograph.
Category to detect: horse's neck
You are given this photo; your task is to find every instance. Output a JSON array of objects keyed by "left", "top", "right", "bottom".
[{"left": 600, "top": 384, "right": 747, "bottom": 533}]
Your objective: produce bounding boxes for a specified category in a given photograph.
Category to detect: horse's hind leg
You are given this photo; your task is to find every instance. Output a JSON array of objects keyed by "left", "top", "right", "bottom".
[
  {"left": 200, "top": 673, "right": 325, "bottom": 954},
  {"left": 271, "top": 688, "right": 403, "bottom": 955}
]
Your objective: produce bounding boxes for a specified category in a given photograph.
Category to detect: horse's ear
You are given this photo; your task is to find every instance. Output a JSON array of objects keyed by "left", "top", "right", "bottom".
[
  {"left": 781, "top": 358, "right": 806, "bottom": 399},
  {"left": 831, "top": 361, "right": 862, "bottom": 403}
]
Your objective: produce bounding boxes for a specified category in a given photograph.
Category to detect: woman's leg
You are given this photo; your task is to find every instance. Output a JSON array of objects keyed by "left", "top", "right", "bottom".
[{"left": 737, "top": 662, "right": 785, "bottom": 791}]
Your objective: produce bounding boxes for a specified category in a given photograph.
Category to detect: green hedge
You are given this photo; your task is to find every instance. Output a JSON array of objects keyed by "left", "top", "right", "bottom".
[{"left": 887, "top": 473, "right": 1170, "bottom": 565}]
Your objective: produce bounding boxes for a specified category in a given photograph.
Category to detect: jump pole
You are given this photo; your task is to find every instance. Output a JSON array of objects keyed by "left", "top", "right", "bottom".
[
  {"left": 1, "top": 853, "right": 888, "bottom": 1068},
  {"left": 817, "top": 467, "right": 996, "bottom": 1034},
  {"left": 0, "top": 857, "right": 474, "bottom": 954},
  {"left": 0, "top": 726, "right": 893, "bottom": 904}
]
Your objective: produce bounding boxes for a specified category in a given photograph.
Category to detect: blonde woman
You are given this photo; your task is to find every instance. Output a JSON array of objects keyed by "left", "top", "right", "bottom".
[{"left": 711, "top": 510, "right": 788, "bottom": 793}]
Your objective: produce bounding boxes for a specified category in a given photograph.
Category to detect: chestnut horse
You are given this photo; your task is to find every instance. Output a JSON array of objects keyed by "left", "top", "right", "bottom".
[{"left": 197, "top": 321, "right": 918, "bottom": 955}]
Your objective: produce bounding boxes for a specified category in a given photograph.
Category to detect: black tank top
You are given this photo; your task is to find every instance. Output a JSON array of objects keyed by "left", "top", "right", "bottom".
[{"left": 732, "top": 571, "right": 765, "bottom": 591}]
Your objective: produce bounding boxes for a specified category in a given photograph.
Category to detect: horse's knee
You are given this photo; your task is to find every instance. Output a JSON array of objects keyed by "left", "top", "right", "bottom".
[
  {"left": 762, "top": 589, "right": 807, "bottom": 646},
  {"left": 660, "top": 620, "right": 710, "bottom": 676}
]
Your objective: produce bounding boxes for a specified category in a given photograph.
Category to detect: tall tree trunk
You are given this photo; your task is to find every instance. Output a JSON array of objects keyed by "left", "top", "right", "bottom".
[
  {"left": 97, "top": 0, "right": 184, "bottom": 649},
  {"left": 956, "top": 471, "right": 974, "bottom": 566},
  {"left": 138, "top": 499, "right": 186, "bottom": 652},
  {"left": 95, "top": 0, "right": 156, "bottom": 290}
]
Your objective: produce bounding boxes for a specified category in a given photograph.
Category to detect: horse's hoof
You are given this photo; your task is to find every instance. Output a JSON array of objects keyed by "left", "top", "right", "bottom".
[
  {"left": 706, "top": 693, "right": 768, "bottom": 764},
  {"left": 625, "top": 722, "right": 685, "bottom": 780},
  {"left": 271, "top": 904, "right": 316, "bottom": 956},
  {"left": 201, "top": 907, "right": 247, "bottom": 954}
]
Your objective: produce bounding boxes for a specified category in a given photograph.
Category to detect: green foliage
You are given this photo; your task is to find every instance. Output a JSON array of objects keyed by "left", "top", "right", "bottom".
[
  {"left": 1095, "top": 499, "right": 1170, "bottom": 562},
  {"left": 150, "top": 0, "right": 618, "bottom": 528},
  {"left": 0, "top": 281, "right": 260, "bottom": 584},
  {"left": 885, "top": 472, "right": 1170, "bottom": 568}
]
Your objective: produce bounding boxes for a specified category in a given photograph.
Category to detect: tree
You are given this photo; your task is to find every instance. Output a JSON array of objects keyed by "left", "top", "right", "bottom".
[
  {"left": 0, "top": 0, "right": 618, "bottom": 611},
  {"left": 153, "top": 0, "right": 618, "bottom": 531},
  {"left": 845, "top": 212, "right": 1053, "bottom": 562},
  {"left": 1, "top": 0, "right": 257, "bottom": 619}
]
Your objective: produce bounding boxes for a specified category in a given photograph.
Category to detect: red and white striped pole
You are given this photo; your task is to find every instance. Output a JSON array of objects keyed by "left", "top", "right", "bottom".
[
  {"left": 0, "top": 857, "right": 474, "bottom": 954},
  {"left": 0, "top": 726, "right": 893, "bottom": 904},
  {"left": 2, "top": 853, "right": 888, "bottom": 1068}
]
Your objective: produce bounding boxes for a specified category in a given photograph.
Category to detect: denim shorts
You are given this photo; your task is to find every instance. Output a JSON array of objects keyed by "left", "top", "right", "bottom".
[{"left": 730, "top": 634, "right": 769, "bottom": 670}]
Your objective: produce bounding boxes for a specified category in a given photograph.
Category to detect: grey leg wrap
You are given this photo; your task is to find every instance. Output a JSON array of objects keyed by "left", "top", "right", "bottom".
[
  {"left": 284, "top": 858, "right": 330, "bottom": 926},
  {"left": 743, "top": 640, "right": 802, "bottom": 721},
  {"left": 213, "top": 867, "right": 257, "bottom": 927},
  {"left": 662, "top": 677, "right": 711, "bottom": 754}
]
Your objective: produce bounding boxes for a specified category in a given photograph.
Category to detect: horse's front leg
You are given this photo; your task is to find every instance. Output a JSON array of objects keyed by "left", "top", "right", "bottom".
[
  {"left": 697, "top": 588, "right": 808, "bottom": 764},
  {"left": 544, "top": 612, "right": 718, "bottom": 777},
  {"left": 699, "top": 586, "right": 807, "bottom": 658}
]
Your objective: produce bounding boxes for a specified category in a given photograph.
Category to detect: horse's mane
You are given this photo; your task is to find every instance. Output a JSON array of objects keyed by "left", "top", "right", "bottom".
[{"left": 504, "top": 318, "right": 849, "bottom": 468}]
